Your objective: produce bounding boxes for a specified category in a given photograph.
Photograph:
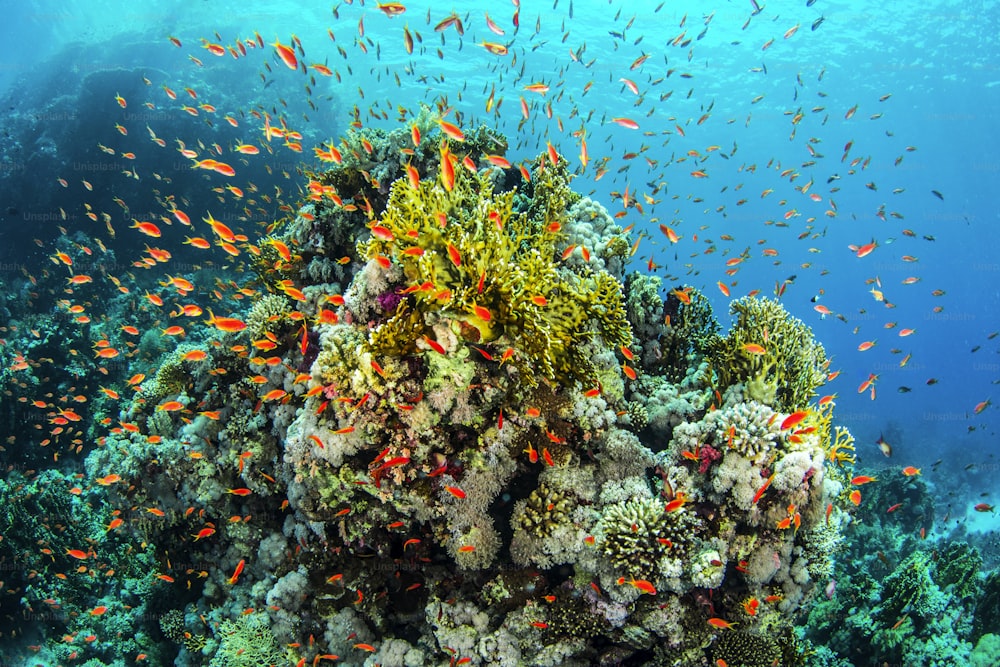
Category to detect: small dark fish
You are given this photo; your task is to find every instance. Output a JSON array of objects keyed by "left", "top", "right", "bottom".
[
  {"left": 971, "top": 345, "right": 981, "bottom": 353},
  {"left": 923, "top": 235, "right": 936, "bottom": 241},
  {"left": 926, "top": 378, "right": 939, "bottom": 385},
  {"left": 931, "top": 189, "right": 944, "bottom": 200},
  {"left": 812, "top": 16, "right": 825, "bottom": 31},
  {"left": 750, "top": 0, "right": 762, "bottom": 14},
  {"left": 987, "top": 331, "right": 998, "bottom": 340},
  {"left": 806, "top": 0, "right": 819, "bottom": 6},
  {"left": 965, "top": 463, "right": 978, "bottom": 471},
  {"left": 897, "top": 386, "right": 912, "bottom": 393}
]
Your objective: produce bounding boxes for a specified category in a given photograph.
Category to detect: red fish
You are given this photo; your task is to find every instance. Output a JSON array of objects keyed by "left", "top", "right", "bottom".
[
  {"left": 779, "top": 411, "right": 808, "bottom": 430},
  {"left": 272, "top": 39, "right": 298, "bottom": 70}
]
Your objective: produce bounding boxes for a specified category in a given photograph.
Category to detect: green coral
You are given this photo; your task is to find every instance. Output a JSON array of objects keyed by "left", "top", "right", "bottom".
[
  {"left": 522, "top": 150, "right": 580, "bottom": 228},
  {"left": 624, "top": 401, "right": 649, "bottom": 430},
  {"left": 707, "top": 296, "right": 827, "bottom": 410},
  {"left": 972, "top": 634, "right": 1000, "bottom": 667},
  {"left": 932, "top": 542, "right": 981, "bottom": 600},
  {"left": 873, "top": 550, "right": 943, "bottom": 626},
  {"left": 711, "top": 630, "right": 783, "bottom": 667},
  {"left": 513, "top": 482, "right": 575, "bottom": 539},
  {"left": 598, "top": 496, "right": 701, "bottom": 581},
  {"left": 245, "top": 293, "right": 292, "bottom": 341},
  {"left": 974, "top": 571, "right": 1000, "bottom": 644},
  {"left": 360, "top": 152, "right": 631, "bottom": 386},
  {"left": 160, "top": 609, "right": 207, "bottom": 653},
  {"left": 210, "top": 613, "right": 285, "bottom": 667},
  {"left": 625, "top": 272, "right": 666, "bottom": 340},
  {"left": 139, "top": 353, "right": 188, "bottom": 404},
  {"left": 661, "top": 285, "right": 720, "bottom": 382},
  {"left": 801, "top": 520, "right": 844, "bottom": 582},
  {"left": 546, "top": 596, "right": 608, "bottom": 638}
]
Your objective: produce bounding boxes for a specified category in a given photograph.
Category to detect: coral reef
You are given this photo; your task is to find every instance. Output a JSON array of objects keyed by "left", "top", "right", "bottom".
[
  {"left": 804, "top": 499, "right": 987, "bottom": 667},
  {"left": 0, "top": 116, "right": 868, "bottom": 667}
]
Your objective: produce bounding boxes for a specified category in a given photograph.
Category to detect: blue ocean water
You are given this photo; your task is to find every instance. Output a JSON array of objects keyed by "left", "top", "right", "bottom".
[{"left": 0, "top": 0, "right": 998, "bottom": 664}]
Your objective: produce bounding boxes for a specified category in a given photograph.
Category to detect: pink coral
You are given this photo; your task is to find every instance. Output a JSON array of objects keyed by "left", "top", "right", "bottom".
[{"left": 698, "top": 444, "right": 722, "bottom": 474}]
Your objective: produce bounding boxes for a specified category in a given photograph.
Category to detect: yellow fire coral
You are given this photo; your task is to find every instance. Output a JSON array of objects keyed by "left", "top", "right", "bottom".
[
  {"left": 706, "top": 296, "right": 828, "bottom": 411},
  {"left": 359, "top": 153, "right": 631, "bottom": 386}
]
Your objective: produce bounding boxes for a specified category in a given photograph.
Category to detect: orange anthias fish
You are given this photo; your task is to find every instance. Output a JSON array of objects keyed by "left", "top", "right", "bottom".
[
  {"left": 779, "top": 411, "right": 808, "bottom": 430},
  {"left": 272, "top": 38, "right": 298, "bottom": 70},
  {"left": 205, "top": 310, "right": 247, "bottom": 332},
  {"left": 616, "top": 577, "right": 657, "bottom": 595},
  {"left": 751, "top": 474, "right": 774, "bottom": 505},
  {"left": 192, "top": 527, "right": 216, "bottom": 541},
  {"left": 227, "top": 559, "right": 246, "bottom": 585}
]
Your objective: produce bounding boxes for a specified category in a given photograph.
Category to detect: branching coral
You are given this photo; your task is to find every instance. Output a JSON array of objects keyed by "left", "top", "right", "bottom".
[
  {"left": 245, "top": 293, "right": 293, "bottom": 341},
  {"left": 661, "top": 286, "right": 721, "bottom": 382},
  {"left": 563, "top": 196, "right": 632, "bottom": 279},
  {"left": 359, "top": 152, "right": 631, "bottom": 386},
  {"left": 712, "top": 630, "right": 783, "bottom": 667},
  {"left": 707, "top": 297, "right": 828, "bottom": 410},
  {"left": 210, "top": 613, "right": 286, "bottom": 667},
  {"left": 160, "top": 609, "right": 207, "bottom": 654},
  {"left": 597, "top": 496, "right": 702, "bottom": 582},
  {"left": 512, "top": 481, "right": 575, "bottom": 539}
]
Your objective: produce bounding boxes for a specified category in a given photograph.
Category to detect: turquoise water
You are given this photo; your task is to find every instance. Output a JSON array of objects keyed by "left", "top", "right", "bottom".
[{"left": 0, "top": 1, "right": 998, "bottom": 665}]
